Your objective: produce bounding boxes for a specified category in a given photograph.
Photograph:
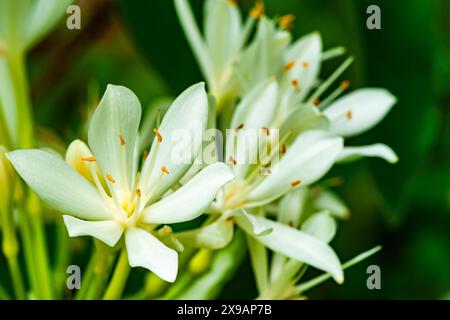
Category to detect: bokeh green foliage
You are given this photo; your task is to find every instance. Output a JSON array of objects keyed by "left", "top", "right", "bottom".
[{"left": 8, "top": 0, "right": 447, "bottom": 299}]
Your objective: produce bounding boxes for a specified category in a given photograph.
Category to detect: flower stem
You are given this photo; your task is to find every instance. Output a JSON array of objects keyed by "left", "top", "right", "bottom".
[
  {"left": 0, "top": 50, "right": 34, "bottom": 148},
  {"left": 6, "top": 256, "right": 25, "bottom": 299},
  {"left": 102, "top": 249, "right": 130, "bottom": 300},
  {"left": 18, "top": 207, "right": 41, "bottom": 298},
  {"left": 29, "top": 211, "right": 54, "bottom": 299},
  {"left": 0, "top": 203, "right": 26, "bottom": 299}
]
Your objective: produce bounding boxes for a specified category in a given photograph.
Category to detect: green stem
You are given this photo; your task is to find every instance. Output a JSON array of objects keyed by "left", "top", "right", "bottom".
[
  {"left": 7, "top": 51, "right": 33, "bottom": 148},
  {"left": 74, "top": 252, "right": 96, "bottom": 300},
  {"left": 54, "top": 217, "right": 70, "bottom": 296},
  {"left": 29, "top": 212, "right": 54, "bottom": 299},
  {"left": 18, "top": 207, "right": 41, "bottom": 298},
  {"left": 6, "top": 256, "right": 25, "bottom": 299},
  {"left": 1, "top": 202, "right": 26, "bottom": 299},
  {"left": 296, "top": 246, "right": 382, "bottom": 294},
  {"left": 102, "top": 249, "right": 130, "bottom": 300},
  {"left": 76, "top": 242, "right": 113, "bottom": 300}
]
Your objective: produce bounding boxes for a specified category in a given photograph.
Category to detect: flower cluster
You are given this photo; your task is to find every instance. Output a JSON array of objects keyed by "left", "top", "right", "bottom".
[{"left": 0, "top": 0, "right": 397, "bottom": 300}]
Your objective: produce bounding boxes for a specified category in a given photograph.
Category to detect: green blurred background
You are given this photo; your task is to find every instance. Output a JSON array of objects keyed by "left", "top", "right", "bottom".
[{"left": 25, "top": 0, "right": 449, "bottom": 299}]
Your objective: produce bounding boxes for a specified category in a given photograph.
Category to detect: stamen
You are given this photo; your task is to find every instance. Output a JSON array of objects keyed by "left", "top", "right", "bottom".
[
  {"left": 118, "top": 132, "right": 125, "bottom": 146},
  {"left": 279, "top": 14, "right": 295, "bottom": 30},
  {"left": 160, "top": 225, "right": 173, "bottom": 234},
  {"left": 106, "top": 173, "right": 116, "bottom": 184},
  {"left": 227, "top": 0, "right": 237, "bottom": 5},
  {"left": 290, "top": 79, "right": 299, "bottom": 89},
  {"left": 310, "top": 56, "right": 354, "bottom": 101},
  {"left": 143, "top": 151, "right": 149, "bottom": 160},
  {"left": 302, "top": 61, "right": 309, "bottom": 69},
  {"left": 236, "top": 123, "right": 245, "bottom": 131},
  {"left": 130, "top": 187, "right": 142, "bottom": 219},
  {"left": 284, "top": 60, "right": 296, "bottom": 71},
  {"left": 280, "top": 144, "right": 287, "bottom": 155},
  {"left": 86, "top": 161, "right": 110, "bottom": 202},
  {"left": 250, "top": 1, "right": 264, "bottom": 19},
  {"left": 346, "top": 109, "right": 353, "bottom": 120},
  {"left": 312, "top": 97, "right": 320, "bottom": 106},
  {"left": 291, "top": 179, "right": 302, "bottom": 187},
  {"left": 81, "top": 157, "right": 96, "bottom": 162},
  {"left": 153, "top": 128, "right": 163, "bottom": 142},
  {"left": 105, "top": 175, "right": 125, "bottom": 218},
  {"left": 161, "top": 166, "right": 170, "bottom": 174},
  {"left": 340, "top": 80, "right": 350, "bottom": 90},
  {"left": 228, "top": 156, "right": 237, "bottom": 165},
  {"left": 287, "top": 221, "right": 294, "bottom": 227},
  {"left": 262, "top": 127, "right": 270, "bottom": 136}
]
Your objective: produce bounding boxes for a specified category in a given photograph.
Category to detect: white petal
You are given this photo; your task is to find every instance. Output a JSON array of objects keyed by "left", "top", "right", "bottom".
[
  {"left": 301, "top": 211, "right": 337, "bottom": 243},
  {"left": 227, "top": 79, "right": 278, "bottom": 178},
  {"left": 65, "top": 139, "right": 102, "bottom": 184},
  {"left": 337, "top": 143, "right": 398, "bottom": 164},
  {"left": 247, "top": 130, "right": 343, "bottom": 206},
  {"left": 142, "top": 162, "right": 234, "bottom": 224},
  {"left": 280, "top": 103, "right": 329, "bottom": 139},
  {"left": 125, "top": 227, "right": 178, "bottom": 282},
  {"left": 7, "top": 149, "right": 111, "bottom": 220},
  {"left": 324, "top": 88, "right": 396, "bottom": 137},
  {"left": 312, "top": 189, "right": 350, "bottom": 220},
  {"left": 176, "top": 217, "right": 234, "bottom": 249},
  {"left": 24, "top": 0, "right": 73, "bottom": 49},
  {"left": 88, "top": 84, "right": 141, "bottom": 190},
  {"left": 204, "top": 0, "right": 241, "bottom": 80},
  {"left": 283, "top": 32, "right": 322, "bottom": 101},
  {"left": 139, "top": 83, "right": 208, "bottom": 200},
  {"left": 250, "top": 215, "right": 343, "bottom": 283},
  {"left": 174, "top": 0, "right": 214, "bottom": 86},
  {"left": 237, "top": 18, "right": 290, "bottom": 92},
  {"left": 233, "top": 209, "right": 272, "bottom": 237},
  {"left": 63, "top": 215, "right": 123, "bottom": 247},
  {"left": 277, "top": 188, "right": 308, "bottom": 228}
]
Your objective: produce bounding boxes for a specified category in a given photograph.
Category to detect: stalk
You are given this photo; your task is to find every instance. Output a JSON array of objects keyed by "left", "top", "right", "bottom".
[{"left": 103, "top": 249, "right": 130, "bottom": 300}]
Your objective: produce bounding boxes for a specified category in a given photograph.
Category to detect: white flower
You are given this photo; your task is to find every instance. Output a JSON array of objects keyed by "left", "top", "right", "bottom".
[
  {"left": 7, "top": 83, "right": 234, "bottom": 282},
  {"left": 174, "top": 0, "right": 258, "bottom": 108},
  {"left": 178, "top": 80, "right": 345, "bottom": 283}
]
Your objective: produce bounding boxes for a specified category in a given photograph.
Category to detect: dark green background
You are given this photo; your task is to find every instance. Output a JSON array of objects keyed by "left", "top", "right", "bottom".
[{"left": 18, "top": 0, "right": 450, "bottom": 299}]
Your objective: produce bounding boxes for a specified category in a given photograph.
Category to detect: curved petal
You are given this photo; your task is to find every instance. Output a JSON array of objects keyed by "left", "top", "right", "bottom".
[
  {"left": 7, "top": 149, "right": 112, "bottom": 220},
  {"left": 277, "top": 188, "right": 309, "bottom": 228},
  {"left": 337, "top": 143, "right": 398, "bottom": 164},
  {"left": 204, "top": 0, "right": 241, "bottom": 80},
  {"left": 250, "top": 215, "right": 343, "bottom": 283},
  {"left": 65, "top": 139, "right": 103, "bottom": 184},
  {"left": 88, "top": 84, "right": 142, "bottom": 190},
  {"left": 125, "top": 227, "right": 178, "bottom": 282},
  {"left": 324, "top": 88, "right": 396, "bottom": 137},
  {"left": 176, "top": 217, "right": 234, "bottom": 249},
  {"left": 283, "top": 32, "right": 322, "bottom": 102},
  {"left": 227, "top": 79, "right": 278, "bottom": 178},
  {"left": 24, "top": 0, "right": 73, "bottom": 49},
  {"left": 247, "top": 130, "right": 343, "bottom": 206},
  {"left": 312, "top": 189, "right": 350, "bottom": 220},
  {"left": 142, "top": 162, "right": 234, "bottom": 224},
  {"left": 233, "top": 209, "right": 272, "bottom": 237},
  {"left": 139, "top": 83, "right": 208, "bottom": 200},
  {"left": 301, "top": 211, "right": 337, "bottom": 243},
  {"left": 63, "top": 215, "right": 123, "bottom": 247}
]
